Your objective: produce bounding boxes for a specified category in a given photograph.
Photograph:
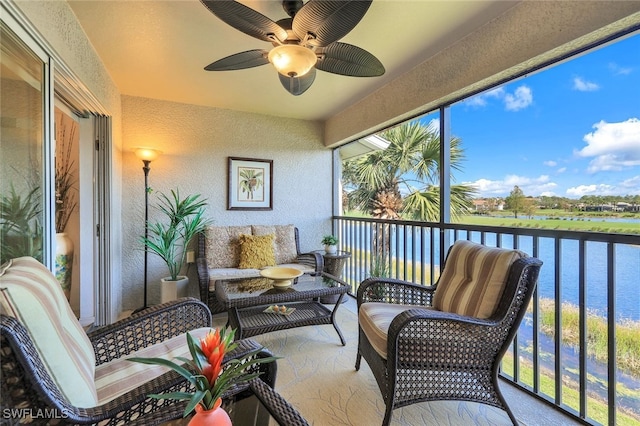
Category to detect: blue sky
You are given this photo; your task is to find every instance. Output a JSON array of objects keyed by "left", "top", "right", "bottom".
[{"left": 419, "top": 31, "right": 640, "bottom": 199}]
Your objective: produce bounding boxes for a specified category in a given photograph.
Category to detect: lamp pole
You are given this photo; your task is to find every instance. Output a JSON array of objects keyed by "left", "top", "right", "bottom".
[
  {"left": 133, "top": 148, "right": 161, "bottom": 314},
  {"left": 141, "top": 159, "right": 151, "bottom": 309}
]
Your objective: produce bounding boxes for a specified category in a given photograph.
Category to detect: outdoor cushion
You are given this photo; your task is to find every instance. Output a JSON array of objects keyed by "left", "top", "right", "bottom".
[
  {"left": 205, "top": 225, "right": 252, "bottom": 269},
  {"left": 432, "top": 240, "right": 526, "bottom": 319},
  {"left": 0, "top": 257, "right": 98, "bottom": 407},
  {"left": 359, "top": 302, "right": 429, "bottom": 359},
  {"left": 238, "top": 233, "right": 276, "bottom": 269},
  {"left": 95, "top": 327, "right": 211, "bottom": 404},
  {"left": 252, "top": 224, "right": 297, "bottom": 265}
]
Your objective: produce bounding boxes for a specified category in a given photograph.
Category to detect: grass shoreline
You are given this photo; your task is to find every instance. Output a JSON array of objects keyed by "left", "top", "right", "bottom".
[
  {"left": 535, "top": 298, "right": 640, "bottom": 377},
  {"left": 460, "top": 213, "right": 640, "bottom": 234}
]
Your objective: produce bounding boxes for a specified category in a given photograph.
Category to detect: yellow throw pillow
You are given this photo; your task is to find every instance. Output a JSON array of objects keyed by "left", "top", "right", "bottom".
[{"left": 238, "top": 234, "right": 276, "bottom": 269}]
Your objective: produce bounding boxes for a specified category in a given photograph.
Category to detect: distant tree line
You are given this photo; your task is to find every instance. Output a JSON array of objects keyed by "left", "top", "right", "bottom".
[{"left": 493, "top": 188, "right": 640, "bottom": 218}]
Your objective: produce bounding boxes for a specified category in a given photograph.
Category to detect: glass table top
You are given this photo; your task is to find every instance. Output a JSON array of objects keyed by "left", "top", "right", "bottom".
[{"left": 218, "top": 273, "right": 346, "bottom": 302}]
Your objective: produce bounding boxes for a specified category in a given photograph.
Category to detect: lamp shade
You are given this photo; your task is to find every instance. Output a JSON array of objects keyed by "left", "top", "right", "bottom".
[
  {"left": 134, "top": 147, "right": 162, "bottom": 162},
  {"left": 268, "top": 45, "right": 317, "bottom": 77}
]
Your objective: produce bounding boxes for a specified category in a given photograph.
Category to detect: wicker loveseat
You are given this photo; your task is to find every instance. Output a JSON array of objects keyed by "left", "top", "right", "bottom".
[
  {"left": 0, "top": 256, "right": 278, "bottom": 425},
  {"left": 196, "top": 224, "right": 323, "bottom": 313}
]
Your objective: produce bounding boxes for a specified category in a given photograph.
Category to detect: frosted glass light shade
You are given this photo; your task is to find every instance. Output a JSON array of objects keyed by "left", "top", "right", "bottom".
[
  {"left": 268, "top": 45, "right": 317, "bottom": 77},
  {"left": 134, "top": 147, "right": 161, "bottom": 162}
]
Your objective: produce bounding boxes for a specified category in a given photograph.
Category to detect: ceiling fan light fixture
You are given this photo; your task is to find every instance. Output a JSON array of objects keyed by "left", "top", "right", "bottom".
[{"left": 268, "top": 44, "right": 317, "bottom": 77}]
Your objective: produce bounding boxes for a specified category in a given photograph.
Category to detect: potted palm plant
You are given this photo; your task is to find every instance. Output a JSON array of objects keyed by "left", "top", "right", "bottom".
[{"left": 143, "top": 189, "right": 212, "bottom": 291}]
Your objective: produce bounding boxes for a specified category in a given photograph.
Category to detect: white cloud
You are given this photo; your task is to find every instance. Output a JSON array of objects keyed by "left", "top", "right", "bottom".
[
  {"left": 619, "top": 175, "right": 640, "bottom": 192},
  {"left": 566, "top": 184, "right": 616, "bottom": 197},
  {"left": 557, "top": 167, "right": 567, "bottom": 174},
  {"left": 609, "top": 62, "right": 632, "bottom": 76},
  {"left": 565, "top": 177, "right": 640, "bottom": 197},
  {"left": 465, "top": 174, "right": 556, "bottom": 197},
  {"left": 465, "top": 87, "right": 504, "bottom": 107},
  {"left": 504, "top": 86, "right": 533, "bottom": 111},
  {"left": 465, "top": 86, "right": 533, "bottom": 112},
  {"left": 576, "top": 118, "right": 640, "bottom": 172},
  {"left": 544, "top": 160, "right": 557, "bottom": 167},
  {"left": 573, "top": 77, "right": 599, "bottom": 91}
]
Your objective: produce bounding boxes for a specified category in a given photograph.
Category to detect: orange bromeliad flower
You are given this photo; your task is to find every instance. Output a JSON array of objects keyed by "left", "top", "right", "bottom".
[
  {"left": 200, "top": 328, "right": 232, "bottom": 385},
  {"left": 129, "top": 326, "right": 278, "bottom": 418}
]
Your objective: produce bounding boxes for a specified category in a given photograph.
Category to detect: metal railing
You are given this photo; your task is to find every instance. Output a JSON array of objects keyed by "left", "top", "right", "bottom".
[{"left": 333, "top": 216, "right": 640, "bottom": 426}]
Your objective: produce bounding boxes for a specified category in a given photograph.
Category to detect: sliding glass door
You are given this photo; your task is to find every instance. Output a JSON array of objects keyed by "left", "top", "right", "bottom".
[{"left": 0, "top": 20, "right": 53, "bottom": 266}]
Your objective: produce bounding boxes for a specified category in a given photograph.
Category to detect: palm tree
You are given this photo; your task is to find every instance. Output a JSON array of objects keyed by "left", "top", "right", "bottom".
[
  {"left": 342, "top": 121, "right": 476, "bottom": 221},
  {"left": 342, "top": 121, "right": 476, "bottom": 272}
]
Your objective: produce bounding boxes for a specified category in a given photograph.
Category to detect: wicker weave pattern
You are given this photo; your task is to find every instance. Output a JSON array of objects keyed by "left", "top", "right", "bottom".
[
  {"left": 0, "top": 298, "right": 286, "bottom": 425},
  {"left": 356, "top": 255, "right": 542, "bottom": 426},
  {"left": 90, "top": 299, "right": 211, "bottom": 365},
  {"left": 219, "top": 274, "right": 348, "bottom": 345}
]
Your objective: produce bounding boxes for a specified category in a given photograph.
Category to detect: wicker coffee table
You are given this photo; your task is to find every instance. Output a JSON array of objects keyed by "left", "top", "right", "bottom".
[{"left": 215, "top": 273, "right": 349, "bottom": 345}]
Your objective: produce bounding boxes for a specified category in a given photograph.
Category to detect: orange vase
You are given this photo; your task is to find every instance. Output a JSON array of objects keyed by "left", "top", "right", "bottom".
[{"left": 188, "top": 399, "right": 232, "bottom": 426}]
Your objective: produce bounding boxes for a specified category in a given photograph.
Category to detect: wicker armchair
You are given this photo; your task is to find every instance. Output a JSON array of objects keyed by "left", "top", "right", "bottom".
[
  {"left": 0, "top": 257, "right": 279, "bottom": 425},
  {"left": 355, "top": 241, "right": 543, "bottom": 426},
  {"left": 196, "top": 226, "right": 323, "bottom": 314}
]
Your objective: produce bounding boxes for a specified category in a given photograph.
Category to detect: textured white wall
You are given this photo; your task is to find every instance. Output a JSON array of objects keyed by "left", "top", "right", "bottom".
[{"left": 121, "top": 96, "right": 332, "bottom": 309}]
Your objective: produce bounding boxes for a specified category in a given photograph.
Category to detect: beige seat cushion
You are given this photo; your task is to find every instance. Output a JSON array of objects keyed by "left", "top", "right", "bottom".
[
  {"left": 95, "top": 327, "right": 211, "bottom": 404},
  {"left": 359, "top": 302, "right": 429, "bottom": 359},
  {"left": 433, "top": 240, "right": 526, "bottom": 319},
  {"left": 252, "top": 225, "right": 297, "bottom": 264},
  {"left": 204, "top": 225, "right": 252, "bottom": 268},
  {"left": 0, "top": 257, "right": 98, "bottom": 407}
]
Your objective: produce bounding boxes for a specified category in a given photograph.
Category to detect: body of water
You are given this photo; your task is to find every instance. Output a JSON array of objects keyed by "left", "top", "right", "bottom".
[{"left": 343, "top": 224, "right": 640, "bottom": 321}]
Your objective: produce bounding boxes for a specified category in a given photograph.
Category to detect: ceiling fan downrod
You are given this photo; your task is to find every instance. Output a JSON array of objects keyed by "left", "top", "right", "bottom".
[{"left": 282, "top": 0, "right": 304, "bottom": 18}]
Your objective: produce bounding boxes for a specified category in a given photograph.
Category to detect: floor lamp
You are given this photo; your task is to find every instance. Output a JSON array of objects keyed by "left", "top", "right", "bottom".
[{"left": 133, "top": 147, "right": 161, "bottom": 313}]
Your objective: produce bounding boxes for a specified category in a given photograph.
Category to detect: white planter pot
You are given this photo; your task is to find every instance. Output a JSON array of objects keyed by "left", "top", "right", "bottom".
[
  {"left": 325, "top": 244, "right": 337, "bottom": 254},
  {"left": 55, "top": 232, "right": 74, "bottom": 301},
  {"left": 160, "top": 276, "right": 189, "bottom": 303}
]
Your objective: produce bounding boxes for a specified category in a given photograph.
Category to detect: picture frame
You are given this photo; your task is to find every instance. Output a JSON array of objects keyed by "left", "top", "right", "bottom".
[{"left": 227, "top": 157, "right": 273, "bottom": 210}]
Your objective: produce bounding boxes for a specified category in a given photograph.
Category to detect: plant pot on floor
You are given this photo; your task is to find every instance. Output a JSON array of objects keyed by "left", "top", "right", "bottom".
[
  {"left": 55, "top": 232, "right": 74, "bottom": 301},
  {"left": 160, "top": 276, "right": 189, "bottom": 303}
]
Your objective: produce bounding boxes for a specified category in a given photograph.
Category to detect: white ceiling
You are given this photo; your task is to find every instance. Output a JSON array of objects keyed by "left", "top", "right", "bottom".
[{"left": 67, "top": 0, "right": 518, "bottom": 121}]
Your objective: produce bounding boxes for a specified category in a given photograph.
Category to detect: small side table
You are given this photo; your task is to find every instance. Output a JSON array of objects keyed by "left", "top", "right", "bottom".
[{"left": 315, "top": 250, "right": 351, "bottom": 303}]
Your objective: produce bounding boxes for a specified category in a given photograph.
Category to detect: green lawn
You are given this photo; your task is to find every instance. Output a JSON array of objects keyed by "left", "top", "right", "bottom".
[{"left": 458, "top": 215, "right": 640, "bottom": 234}]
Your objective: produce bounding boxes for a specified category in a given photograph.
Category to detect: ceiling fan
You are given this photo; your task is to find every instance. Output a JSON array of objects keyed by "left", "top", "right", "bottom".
[{"left": 200, "top": 0, "right": 385, "bottom": 95}]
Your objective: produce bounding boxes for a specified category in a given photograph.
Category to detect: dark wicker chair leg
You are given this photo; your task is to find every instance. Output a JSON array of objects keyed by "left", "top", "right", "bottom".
[
  {"left": 355, "top": 352, "right": 361, "bottom": 370},
  {"left": 382, "top": 405, "right": 393, "bottom": 426},
  {"left": 495, "top": 384, "right": 518, "bottom": 425}
]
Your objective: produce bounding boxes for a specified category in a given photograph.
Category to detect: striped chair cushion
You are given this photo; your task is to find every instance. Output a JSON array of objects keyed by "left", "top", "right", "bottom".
[
  {"left": 0, "top": 257, "right": 98, "bottom": 407},
  {"left": 359, "top": 302, "right": 430, "bottom": 359},
  {"left": 95, "top": 327, "right": 211, "bottom": 404},
  {"left": 433, "top": 240, "right": 527, "bottom": 319}
]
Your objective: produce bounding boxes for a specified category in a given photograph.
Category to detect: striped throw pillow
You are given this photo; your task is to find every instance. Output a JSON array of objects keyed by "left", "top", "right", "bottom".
[
  {"left": 432, "top": 240, "right": 527, "bottom": 319},
  {"left": 0, "top": 257, "right": 98, "bottom": 407}
]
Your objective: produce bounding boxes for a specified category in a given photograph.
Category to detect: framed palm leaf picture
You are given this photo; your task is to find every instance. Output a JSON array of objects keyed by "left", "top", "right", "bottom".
[{"left": 227, "top": 157, "right": 273, "bottom": 210}]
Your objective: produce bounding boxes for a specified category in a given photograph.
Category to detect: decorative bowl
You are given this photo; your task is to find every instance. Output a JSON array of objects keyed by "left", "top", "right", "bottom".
[{"left": 260, "top": 267, "right": 303, "bottom": 288}]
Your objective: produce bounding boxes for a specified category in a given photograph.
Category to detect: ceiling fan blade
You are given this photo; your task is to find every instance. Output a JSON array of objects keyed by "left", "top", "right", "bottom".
[
  {"left": 315, "top": 42, "right": 384, "bottom": 77},
  {"left": 292, "top": 0, "right": 372, "bottom": 47},
  {"left": 278, "top": 68, "right": 316, "bottom": 95},
  {"left": 200, "top": 0, "right": 287, "bottom": 43},
  {"left": 204, "top": 50, "right": 269, "bottom": 71}
]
